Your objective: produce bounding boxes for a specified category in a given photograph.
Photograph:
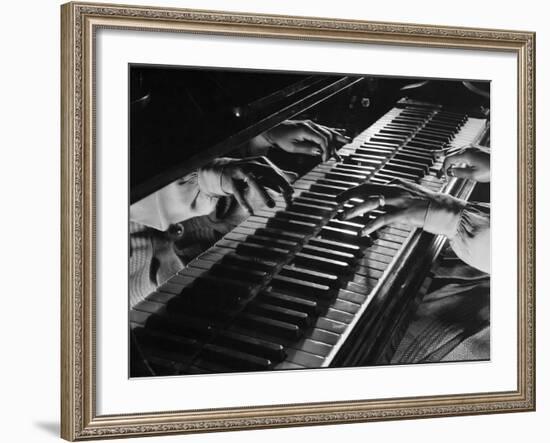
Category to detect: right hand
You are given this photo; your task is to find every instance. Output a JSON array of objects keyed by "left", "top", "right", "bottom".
[
  {"left": 336, "top": 179, "right": 466, "bottom": 238},
  {"left": 442, "top": 145, "right": 490, "bottom": 183},
  {"left": 199, "top": 156, "right": 297, "bottom": 216}
]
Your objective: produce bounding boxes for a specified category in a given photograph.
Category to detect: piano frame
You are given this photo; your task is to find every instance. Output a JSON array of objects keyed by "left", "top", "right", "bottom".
[{"left": 61, "top": 3, "right": 535, "bottom": 441}]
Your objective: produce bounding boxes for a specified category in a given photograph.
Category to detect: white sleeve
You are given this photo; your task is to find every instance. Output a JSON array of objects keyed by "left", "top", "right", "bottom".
[{"left": 449, "top": 202, "right": 490, "bottom": 274}]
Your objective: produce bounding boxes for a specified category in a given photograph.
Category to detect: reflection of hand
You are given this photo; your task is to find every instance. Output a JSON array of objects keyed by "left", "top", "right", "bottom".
[
  {"left": 262, "top": 120, "right": 349, "bottom": 162},
  {"left": 336, "top": 179, "right": 466, "bottom": 238},
  {"left": 442, "top": 145, "right": 490, "bottom": 183},
  {"left": 198, "top": 156, "right": 297, "bottom": 216}
]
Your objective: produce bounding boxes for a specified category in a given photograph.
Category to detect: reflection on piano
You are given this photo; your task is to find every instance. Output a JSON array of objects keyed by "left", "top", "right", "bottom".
[{"left": 129, "top": 67, "right": 489, "bottom": 376}]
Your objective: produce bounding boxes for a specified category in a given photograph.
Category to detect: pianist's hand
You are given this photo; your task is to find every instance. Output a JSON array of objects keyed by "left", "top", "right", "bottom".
[
  {"left": 198, "top": 156, "right": 297, "bottom": 216},
  {"left": 336, "top": 179, "right": 467, "bottom": 237},
  {"left": 259, "top": 120, "right": 349, "bottom": 162},
  {"left": 442, "top": 145, "right": 490, "bottom": 183}
]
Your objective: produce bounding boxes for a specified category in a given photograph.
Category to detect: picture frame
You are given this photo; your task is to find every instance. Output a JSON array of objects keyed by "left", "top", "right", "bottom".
[{"left": 61, "top": 1, "right": 536, "bottom": 440}]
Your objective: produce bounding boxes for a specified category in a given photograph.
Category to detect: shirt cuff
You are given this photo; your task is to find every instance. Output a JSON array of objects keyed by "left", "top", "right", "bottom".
[
  {"left": 197, "top": 158, "right": 234, "bottom": 197},
  {"left": 424, "top": 193, "right": 468, "bottom": 239}
]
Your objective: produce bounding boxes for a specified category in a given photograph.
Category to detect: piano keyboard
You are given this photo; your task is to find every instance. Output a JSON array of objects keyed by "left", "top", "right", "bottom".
[{"left": 131, "top": 101, "right": 488, "bottom": 375}]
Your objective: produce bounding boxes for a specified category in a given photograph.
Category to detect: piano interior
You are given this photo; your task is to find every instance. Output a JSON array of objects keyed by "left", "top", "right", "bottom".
[{"left": 129, "top": 64, "right": 490, "bottom": 377}]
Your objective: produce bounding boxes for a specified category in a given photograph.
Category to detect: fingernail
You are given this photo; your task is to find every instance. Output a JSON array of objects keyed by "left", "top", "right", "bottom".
[{"left": 361, "top": 226, "right": 373, "bottom": 236}]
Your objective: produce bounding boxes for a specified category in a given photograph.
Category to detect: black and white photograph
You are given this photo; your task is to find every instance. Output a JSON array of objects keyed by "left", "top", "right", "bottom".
[{"left": 128, "top": 65, "right": 491, "bottom": 377}]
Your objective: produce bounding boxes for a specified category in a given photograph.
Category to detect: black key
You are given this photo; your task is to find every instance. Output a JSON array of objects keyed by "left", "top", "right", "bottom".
[
  {"left": 237, "top": 242, "right": 290, "bottom": 261},
  {"left": 294, "top": 252, "right": 351, "bottom": 275},
  {"left": 201, "top": 343, "right": 273, "bottom": 370},
  {"left": 254, "top": 227, "right": 305, "bottom": 244},
  {"left": 211, "top": 263, "right": 269, "bottom": 284},
  {"left": 378, "top": 168, "right": 419, "bottom": 181},
  {"left": 328, "top": 219, "right": 364, "bottom": 233},
  {"left": 280, "top": 265, "right": 340, "bottom": 288},
  {"left": 297, "top": 191, "right": 338, "bottom": 203},
  {"left": 323, "top": 171, "right": 364, "bottom": 184},
  {"left": 302, "top": 244, "right": 356, "bottom": 264},
  {"left": 260, "top": 290, "right": 320, "bottom": 316},
  {"left": 133, "top": 327, "right": 199, "bottom": 365},
  {"left": 394, "top": 152, "right": 432, "bottom": 168},
  {"left": 130, "top": 308, "right": 214, "bottom": 340},
  {"left": 152, "top": 291, "right": 236, "bottom": 320},
  {"left": 235, "top": 312, "right": 302, "bottom": 341},
  {"left": 308, "top": 236, "right": 362, "bottom": 256},
  {"left": 214, "top": 330, "right": 286, "bottom": 362},
  {"left": 222, "top": 253, "right": 278, "bottom": 273},
  {"left": 271, "top": 275, "right": 336, "bottom": 300},
  {"left": 385, "top": 161, "right": 426, "bottom": 176},
  {"left": 275, "top": 211, "right": 323, "bottom": 225},
  {"left": 310, "top": 183, "right": 348, "bottom": 195},
  {"left": 247, "top": 234, "right": 300, "bottom": 251},
  {"left": 193, "top": 275, "right": 257, "bottom": 300},
  {"left": 247, "top": 302, "right": 311, "bottom": 328},
  {"left": 319, "top": 225, "right": 362, "bottom": 243},
  {"left": 317, "top": 178, "right": 358, "bottom": 188},
  {"left": 289, "top": 202, "right": 335, "bottom": 217},
  {"left": 267, "top": 217, "right": 317, "bottom": 234}
]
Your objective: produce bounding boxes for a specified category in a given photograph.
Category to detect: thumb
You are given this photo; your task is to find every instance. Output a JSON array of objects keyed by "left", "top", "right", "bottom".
[
  {"left": 282, "top": 170, "right": 299, "bottom": 183},
  {"left": 447, "top": 166, "right": 476, "bottom": 179}
]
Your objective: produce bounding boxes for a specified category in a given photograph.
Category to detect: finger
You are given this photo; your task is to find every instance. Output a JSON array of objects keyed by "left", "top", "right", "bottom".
[
  {"left": 282, "top": 189, "right": 293, "bottom": 207},
  {"left": 298, "top": 124, "right": 330, "bottom": 161},
  {"left": 252, "top": 164, "right": 294, "bottom": 197},
  {"left": 332, "top": 148, "right": 343, "bottom": 162},
  {"left": 442, "top": 152, "right": 472, "bottom": 177},
  {"left": 322, "top": 126, "right": 350, "bottom": 144},
  {"left": 434, "top": 146, "right": 464, "bottom": 158},
  {"left": 313, "top": 125, "right": 342, "bottom": 161},
  {"left": 341, "top": 196, "right": 384, "bottom": 220},
  {"left": 246, "top": 173, "right": 275, "bottom": 208},
  {"left": 286, "top": 140, "right": 324, "bottom": 157},
  {"left": 333, "top": 133, "right": 351, "bottom": 144},
  {"left": 311, "top": 123, "right": 333, "bottom": 141},
  {"left": 313, "top": 124, "right": 349, "bottom": 159},
  {"left": 446, "top": 166, "right": 476, "bottom": 179},
  {"left": 321, "top": 126, "right": 346, "bottom": 134},
  {"left": 282, "top": 170, "right": 299, "bottom": 183},
  {"left": 361, "top": 209, "right": 411, "bottom": 236},
  {"left": 228, "top": 180, "right": 254, "bottom": 216}
]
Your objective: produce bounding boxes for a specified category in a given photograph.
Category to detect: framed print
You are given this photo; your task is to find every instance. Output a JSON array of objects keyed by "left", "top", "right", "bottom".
[{"left": 60, "top": 1, "right": 536, "bottom": 440}]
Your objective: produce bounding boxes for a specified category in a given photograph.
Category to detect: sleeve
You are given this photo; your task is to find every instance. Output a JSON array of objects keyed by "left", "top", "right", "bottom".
[
  {"left": 423, "top": 194, "right": 490, "bottom": 274},
  {"left": 232, "top": 133, "right": 272, "bottom": 158},
  {"left": 130, "top": 158, "right": 235, "bottom": 231},
  {"left": 449, "top": 202, "right": 490, "bottom": 274}
]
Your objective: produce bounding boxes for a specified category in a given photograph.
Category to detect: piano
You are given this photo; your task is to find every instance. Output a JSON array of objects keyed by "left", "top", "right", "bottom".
[{"left": 129, "top": 66, "right": 490, "bottom": 376}]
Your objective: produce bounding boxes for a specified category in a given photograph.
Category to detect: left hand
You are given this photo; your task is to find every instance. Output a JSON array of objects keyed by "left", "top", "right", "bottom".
[{"left": 262, "top": 120, "right": 349, "bottom": 162}]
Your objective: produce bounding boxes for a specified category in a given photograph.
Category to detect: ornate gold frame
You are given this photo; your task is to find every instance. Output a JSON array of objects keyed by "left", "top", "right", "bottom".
[{"left": 61, "top": 1, "right": 536, "bottom": 440}]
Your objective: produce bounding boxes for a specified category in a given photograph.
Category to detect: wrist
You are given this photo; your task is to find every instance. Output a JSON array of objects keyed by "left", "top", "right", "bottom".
[
  {"left": 197, "top": 158, "right": 234, "bottom": 197},
  {"left": 250, "top": 131, "right": 275, "bottom": 150},
  {"left": 424, "top": 194, "right": 468, "bottom": 238}
]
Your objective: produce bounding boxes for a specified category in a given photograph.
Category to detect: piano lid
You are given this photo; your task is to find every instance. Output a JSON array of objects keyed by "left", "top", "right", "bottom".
[{"left": 130, "top": 65, "right": 364, "bottom": 204}]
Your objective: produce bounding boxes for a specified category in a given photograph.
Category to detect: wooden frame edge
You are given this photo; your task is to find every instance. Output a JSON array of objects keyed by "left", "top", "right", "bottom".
[{"left": 60, "top": 2, "right": 536, "bottom": 440}]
